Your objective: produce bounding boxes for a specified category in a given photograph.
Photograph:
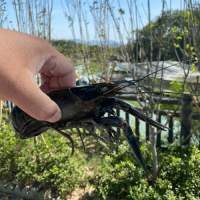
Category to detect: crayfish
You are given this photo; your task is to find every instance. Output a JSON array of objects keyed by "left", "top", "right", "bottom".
[{"left": 11, "top": 61, "right": 191, "bottom": 175}]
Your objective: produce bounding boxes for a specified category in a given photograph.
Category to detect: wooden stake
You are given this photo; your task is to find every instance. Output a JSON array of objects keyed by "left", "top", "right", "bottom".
[
  {"left": 182, "top": 81, "right": 200, "bottom": 145},
  {"left": 186, "top": 82, "right": 200, "bottom": 113}
]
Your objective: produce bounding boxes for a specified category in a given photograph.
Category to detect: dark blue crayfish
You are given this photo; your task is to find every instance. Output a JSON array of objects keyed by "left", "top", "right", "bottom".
[{"left": 11, "top": 62, "right": 187, "bottom": 176}]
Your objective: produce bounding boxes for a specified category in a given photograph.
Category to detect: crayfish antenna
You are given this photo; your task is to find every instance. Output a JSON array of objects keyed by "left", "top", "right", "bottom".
[{"left": 112, "top": 59, "right": 195, "bottom": 92}]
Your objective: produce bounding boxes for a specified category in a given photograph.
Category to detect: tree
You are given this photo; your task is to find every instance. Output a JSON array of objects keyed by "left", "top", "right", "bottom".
[{"left": 137, "top": 10, "right": 185, "bottom": 61}]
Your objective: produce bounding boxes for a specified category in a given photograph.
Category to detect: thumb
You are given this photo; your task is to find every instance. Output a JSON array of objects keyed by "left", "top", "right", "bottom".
[{"left": 11, "top": 71, "right": 61, "bottom": 122}]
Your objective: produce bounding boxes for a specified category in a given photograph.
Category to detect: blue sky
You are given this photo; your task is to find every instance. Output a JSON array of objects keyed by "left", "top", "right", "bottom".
[{"left": 5, "top": 0, "right": 181, "bottom": 42}]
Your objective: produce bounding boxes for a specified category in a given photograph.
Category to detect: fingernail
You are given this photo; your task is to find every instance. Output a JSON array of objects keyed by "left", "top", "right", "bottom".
[{"left": 47, "top": 111, "right": 61, "bottom": 123}]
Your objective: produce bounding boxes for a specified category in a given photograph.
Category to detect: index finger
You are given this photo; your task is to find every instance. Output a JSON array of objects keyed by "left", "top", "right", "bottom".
[{"left": 39, "top": 53, "right": 75, "bottom": 88}]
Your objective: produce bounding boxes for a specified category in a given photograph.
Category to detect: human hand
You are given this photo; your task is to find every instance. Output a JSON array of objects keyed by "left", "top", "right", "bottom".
[{"left": 0, "top": 28, "right": 75, "bottom": 122}]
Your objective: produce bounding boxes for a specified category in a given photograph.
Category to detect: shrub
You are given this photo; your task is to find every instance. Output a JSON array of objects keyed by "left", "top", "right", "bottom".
[
  {"left": 0, "top": 123, "right": 86, "bottom": 198},
  {"left": 88, "top": 140, "right": 200, "bottom": 199}
]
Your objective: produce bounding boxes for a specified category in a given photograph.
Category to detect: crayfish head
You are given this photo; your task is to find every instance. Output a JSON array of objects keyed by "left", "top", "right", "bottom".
[{"left": 10, "top": 105, "right": 49, "bottom": 139}]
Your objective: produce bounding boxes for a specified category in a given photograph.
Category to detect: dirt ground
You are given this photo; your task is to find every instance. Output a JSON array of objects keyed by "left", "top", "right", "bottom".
[
  {"left": 64, "top": 166, "right": 99, "bottom": 200},
  {"left": 69, "top": 187, "right": 122, "bottom": 200},
  {"left": 68, "top": 185, "right": 99, "bottom": 200},
  {"left": 65, "top": 167, "right": 122, "bottom": 200}
]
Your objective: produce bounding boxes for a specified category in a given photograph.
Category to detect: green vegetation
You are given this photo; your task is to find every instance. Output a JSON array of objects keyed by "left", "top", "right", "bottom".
[
  {"left": 1, "top": 1, "right": 200, "bottom": 198},
  {"left": 51, "top": 9, "right": 196, "bottom": 66},
  {"left": 88, "top": 141, "right": 200, "bottom": 199},
  {"left": 0, "top": 121, "right": 87, "bottom": 198},
  {"left": 1, "top": 114, "right": 200, "bottom": 199}
]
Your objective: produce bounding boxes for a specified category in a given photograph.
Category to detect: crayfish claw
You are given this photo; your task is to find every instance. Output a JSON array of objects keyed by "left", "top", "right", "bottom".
[
  {"left": 106, "top": 127, "right": 119, "bottom": 142},
  {"left": 95, "top": 116, "right": 147, "bottom": 174},
  {"left": 123, "top": 122, "right": 147, "bottom": 174}
]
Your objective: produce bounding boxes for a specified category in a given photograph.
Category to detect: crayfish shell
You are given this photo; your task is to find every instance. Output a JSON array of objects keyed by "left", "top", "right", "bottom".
[{"left": 11, "top": 105, "right": 49, "bottom": 139}]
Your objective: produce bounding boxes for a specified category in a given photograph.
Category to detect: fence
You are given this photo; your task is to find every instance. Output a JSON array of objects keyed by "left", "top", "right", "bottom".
[{"left": 116, "top": 93, "right": 200, "bottom": 148}]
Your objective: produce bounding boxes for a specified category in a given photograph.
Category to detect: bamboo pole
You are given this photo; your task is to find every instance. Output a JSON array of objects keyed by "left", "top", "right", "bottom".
[{"left": 109, "top": 61, "right": 117, "bottom": 83}]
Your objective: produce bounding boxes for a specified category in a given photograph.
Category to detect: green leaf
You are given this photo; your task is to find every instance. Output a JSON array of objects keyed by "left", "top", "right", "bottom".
[
  {"left": 177, "top": 36, "right": 182, "bottom": 40},
  {"left": 174, "top": 43, "right": 179, "bottom": 48},
  {"left": 155, "top": 78, "right": 159, "bottom": 83},
  {"left": 186, "top": 44, "right": 189, "bottom": 49},
  {"left": 174, "top": 26, "right": 177, "bottom": 30},
  {"left": 184, "top": 11, "right": 188, "bottom": 17},
  {"left": 192, "top": 66, "right": 195, "bottom": 73},
  {"left": 118, "top": 9, "right": 124, "bottom": 14},
  {"left": 191, "top": 12, "right": 194, "bottom": 20},
  {"left": 150, "top": 23, "right": 154, "bottom": 28}
]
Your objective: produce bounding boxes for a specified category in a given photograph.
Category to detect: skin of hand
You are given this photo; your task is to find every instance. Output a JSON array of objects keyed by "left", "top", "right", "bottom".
[{"left": 0, "top": 28, "right": 75, "bottom": 122}]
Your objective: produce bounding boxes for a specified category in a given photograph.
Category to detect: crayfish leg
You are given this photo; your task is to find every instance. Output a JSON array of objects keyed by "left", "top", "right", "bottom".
[
  {"left": 52, "top": 128, "right": 74, "bottom": 157},
  {"left": 90, "top": 119, "right": 114, "bottom": 146},
  {"left": 95, "top": 116, "right": 147, "bottom": 174}
]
